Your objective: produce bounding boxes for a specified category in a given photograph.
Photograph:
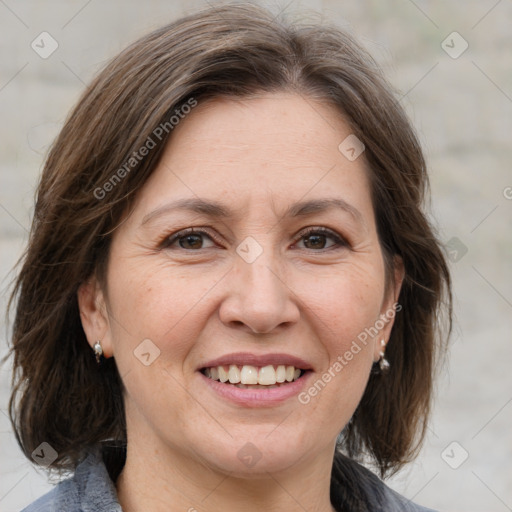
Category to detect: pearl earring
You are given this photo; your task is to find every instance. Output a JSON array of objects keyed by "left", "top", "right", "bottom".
[
  {"left": 93, "top": 340, "right": 103, "bottom": 364},
  {"left": 378, "top": 339, "right": 390, "bottom": 372}
]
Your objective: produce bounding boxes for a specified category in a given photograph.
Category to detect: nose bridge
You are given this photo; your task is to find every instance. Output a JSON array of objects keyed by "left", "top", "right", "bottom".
[
  {"left": 219, "top": 239, "right": 299, "bottom": 333},
  {"left": 242, "top": 253, "right": 281, "bottom": 297},
  {"left": 236, "top": 237, "right": 286, "bottom": 301},
  {"left": 234, "top": 230, "right": 280, "bottom": 284}
]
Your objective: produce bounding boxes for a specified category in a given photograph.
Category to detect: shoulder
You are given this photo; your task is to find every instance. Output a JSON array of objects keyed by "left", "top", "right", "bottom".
[
  {"left": 21, "top": 448, "right": 122, "bottom": 512},
  {"left": 21, "top": 478, "right": 76, "bottom": 512},
  {"left": 358, "top": 462, "right": 439, "bottom": 512},
  {"left": 331, "top": 454, "right": 438, "bottom": 512},
  {"left": 379, "top": 481, "right": 439, "bottom": 512}
]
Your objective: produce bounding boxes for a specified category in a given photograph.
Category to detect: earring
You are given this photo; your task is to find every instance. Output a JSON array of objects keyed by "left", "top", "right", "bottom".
[
  {"left": 378, "top": 339, "right": 390, "bottom": 372},
  {"left": 93, "top": 340, "right": 103, "bottom": 364}
]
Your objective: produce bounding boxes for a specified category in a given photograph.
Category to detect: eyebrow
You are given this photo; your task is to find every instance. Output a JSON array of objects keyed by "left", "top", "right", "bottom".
[
  {"left": 140, "top": 197, "right": 365, "bottom": 227},
  {"left": 141, "top": 198, "right": 231, "bottom": 226},
  {"left": 287, "top": 198, "right": 364, "bottom": 225}
]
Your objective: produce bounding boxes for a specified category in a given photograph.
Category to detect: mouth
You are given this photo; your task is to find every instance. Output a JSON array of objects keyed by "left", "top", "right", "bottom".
[
  {"left": 200, "top": 364, "right": 308, "bottom": 388},
  {"left": 197, "top": 353, "right": 313, "bottom": 403}
]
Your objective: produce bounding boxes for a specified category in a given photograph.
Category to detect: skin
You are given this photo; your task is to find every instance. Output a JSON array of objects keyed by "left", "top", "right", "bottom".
[{"left": 78, "top": 93, "right": 404, "bottom": 512}]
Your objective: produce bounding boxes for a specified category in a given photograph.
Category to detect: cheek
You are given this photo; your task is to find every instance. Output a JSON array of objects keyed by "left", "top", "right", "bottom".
[
  {"left": 292, "top": 260, "right": 385, "bottom": 412},
  {"left": 105, "top": 258, "right": 221, "bottom": 366},
  {"left": 294, "top": 268, "right": 381, "bottom": 427},
  {"left": 297, "top": 262, "right": 385, "bottom": 352},
  {"left": 103, "top": 262, "right": 216, "bottom": 423}
]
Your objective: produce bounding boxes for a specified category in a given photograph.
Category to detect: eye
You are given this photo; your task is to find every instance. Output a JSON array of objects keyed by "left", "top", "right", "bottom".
[
  {"left": 294, "top": 227, "right": 347, "bottom": 251},
  {"left": 161, "top": 228, "right": 218, "bottom": 250}
]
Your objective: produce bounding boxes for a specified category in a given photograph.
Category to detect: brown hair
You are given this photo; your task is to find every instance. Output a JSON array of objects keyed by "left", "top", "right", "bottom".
[{"left": 8, "top": 0, "right": 451, "bottom": 493}]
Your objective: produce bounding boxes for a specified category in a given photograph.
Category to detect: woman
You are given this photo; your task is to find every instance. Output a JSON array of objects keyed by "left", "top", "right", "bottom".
[{"left": 9, "top": 3, "right": 451, "bottom": 511}]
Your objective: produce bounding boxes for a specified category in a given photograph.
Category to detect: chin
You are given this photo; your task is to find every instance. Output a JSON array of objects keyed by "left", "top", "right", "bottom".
[
  {"left": 207, "top": 450, "right": 302, "bottom": 478},
  {"left": 189, "top": 429, "right": 312, "bottom": 477}
]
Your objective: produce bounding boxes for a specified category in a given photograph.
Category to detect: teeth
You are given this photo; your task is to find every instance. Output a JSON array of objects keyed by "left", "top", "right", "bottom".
[
  {"left": 218, "top": 366, "right": 229, "bottom": 383},
  {"left": 258, "top": 365, "right": 276, "bottom": 385},
  {"left": 204, "top": 364, "right": 304, "bottom": 386},
  {"left": 276, "top": 365, "right": 286, "bottom": 383},
  {"left": 240, "top": 365, "right": 258, "bottom": 385},
  {"left": 228, "top": 364, "right": 241, "bottom": 384}
]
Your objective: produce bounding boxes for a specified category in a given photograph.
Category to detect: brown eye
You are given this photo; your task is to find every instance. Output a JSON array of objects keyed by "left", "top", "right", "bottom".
[
  {"left": 162, "top": 229, "right": 217, "bottom": 250},
  {"left": 303, "top": 233, "right": 329, "bottom": 249},
  {"left": 179, "top": 234, "right": 205, "bottom": 249},
  {"left": 295, "top": 227, "right": 347, "bottom": 251}
]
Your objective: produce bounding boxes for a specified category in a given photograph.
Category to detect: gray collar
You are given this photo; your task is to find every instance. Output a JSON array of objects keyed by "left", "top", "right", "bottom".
[{"left": 22, "top": 448, "right": 122, "bottom": 512}]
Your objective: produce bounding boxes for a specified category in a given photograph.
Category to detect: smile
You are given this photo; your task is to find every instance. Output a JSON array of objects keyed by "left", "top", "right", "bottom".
[{"left": 201, "top": 364, "right": 305, "bottom": 387}]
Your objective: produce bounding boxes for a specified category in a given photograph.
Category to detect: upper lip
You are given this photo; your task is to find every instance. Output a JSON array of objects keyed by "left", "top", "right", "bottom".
[{"left": 199, "top": 352, "right": 313, "bottom": 371}]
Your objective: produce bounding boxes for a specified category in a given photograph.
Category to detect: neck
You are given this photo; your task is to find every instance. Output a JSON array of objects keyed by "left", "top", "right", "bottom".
[{"left": 116, "top": 436, "right": 337, "bottom": 512}]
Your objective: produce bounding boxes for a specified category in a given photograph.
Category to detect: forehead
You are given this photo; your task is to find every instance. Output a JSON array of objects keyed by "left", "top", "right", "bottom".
[{"left": 129, "top": 93, "right": 374, "bottom": 223}]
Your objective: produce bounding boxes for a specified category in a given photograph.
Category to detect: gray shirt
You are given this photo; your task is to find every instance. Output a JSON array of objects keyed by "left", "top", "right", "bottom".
[{"left": 21, "top": 448, "right": 438, "bottom": 511}]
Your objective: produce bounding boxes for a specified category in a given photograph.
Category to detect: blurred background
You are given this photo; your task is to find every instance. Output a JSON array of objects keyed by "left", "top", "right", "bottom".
[{"left": 0, "top": 1, "right": 511, "bottom": 511}]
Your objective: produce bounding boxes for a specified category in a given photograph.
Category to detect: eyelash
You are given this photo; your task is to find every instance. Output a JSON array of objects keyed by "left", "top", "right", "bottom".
[{"left": 159, "top": 226, "right": 348, "bottom": 251}]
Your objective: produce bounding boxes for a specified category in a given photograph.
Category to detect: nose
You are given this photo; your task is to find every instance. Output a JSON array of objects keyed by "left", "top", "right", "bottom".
[{"left": 218, "top": 253, "right": 300, "bottom": 334}]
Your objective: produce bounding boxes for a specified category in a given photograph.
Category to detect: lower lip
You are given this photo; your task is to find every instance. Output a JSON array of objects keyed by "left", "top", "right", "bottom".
[{"left": 199, "top": 371, "right": 311, "bottom": 407}]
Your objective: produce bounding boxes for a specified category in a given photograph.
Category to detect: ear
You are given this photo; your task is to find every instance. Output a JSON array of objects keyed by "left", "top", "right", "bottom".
[
  {"left": 77, "top": 275, "right": 114, "bottom": 358},
  {"left": 373, "top": 255, "right": 405, "bottom": 362}
]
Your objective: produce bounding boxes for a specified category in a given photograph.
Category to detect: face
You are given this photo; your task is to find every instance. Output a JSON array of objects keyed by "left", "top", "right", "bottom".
[{"left": 79, "top": 93, "right": 402, "bottom": 477}]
